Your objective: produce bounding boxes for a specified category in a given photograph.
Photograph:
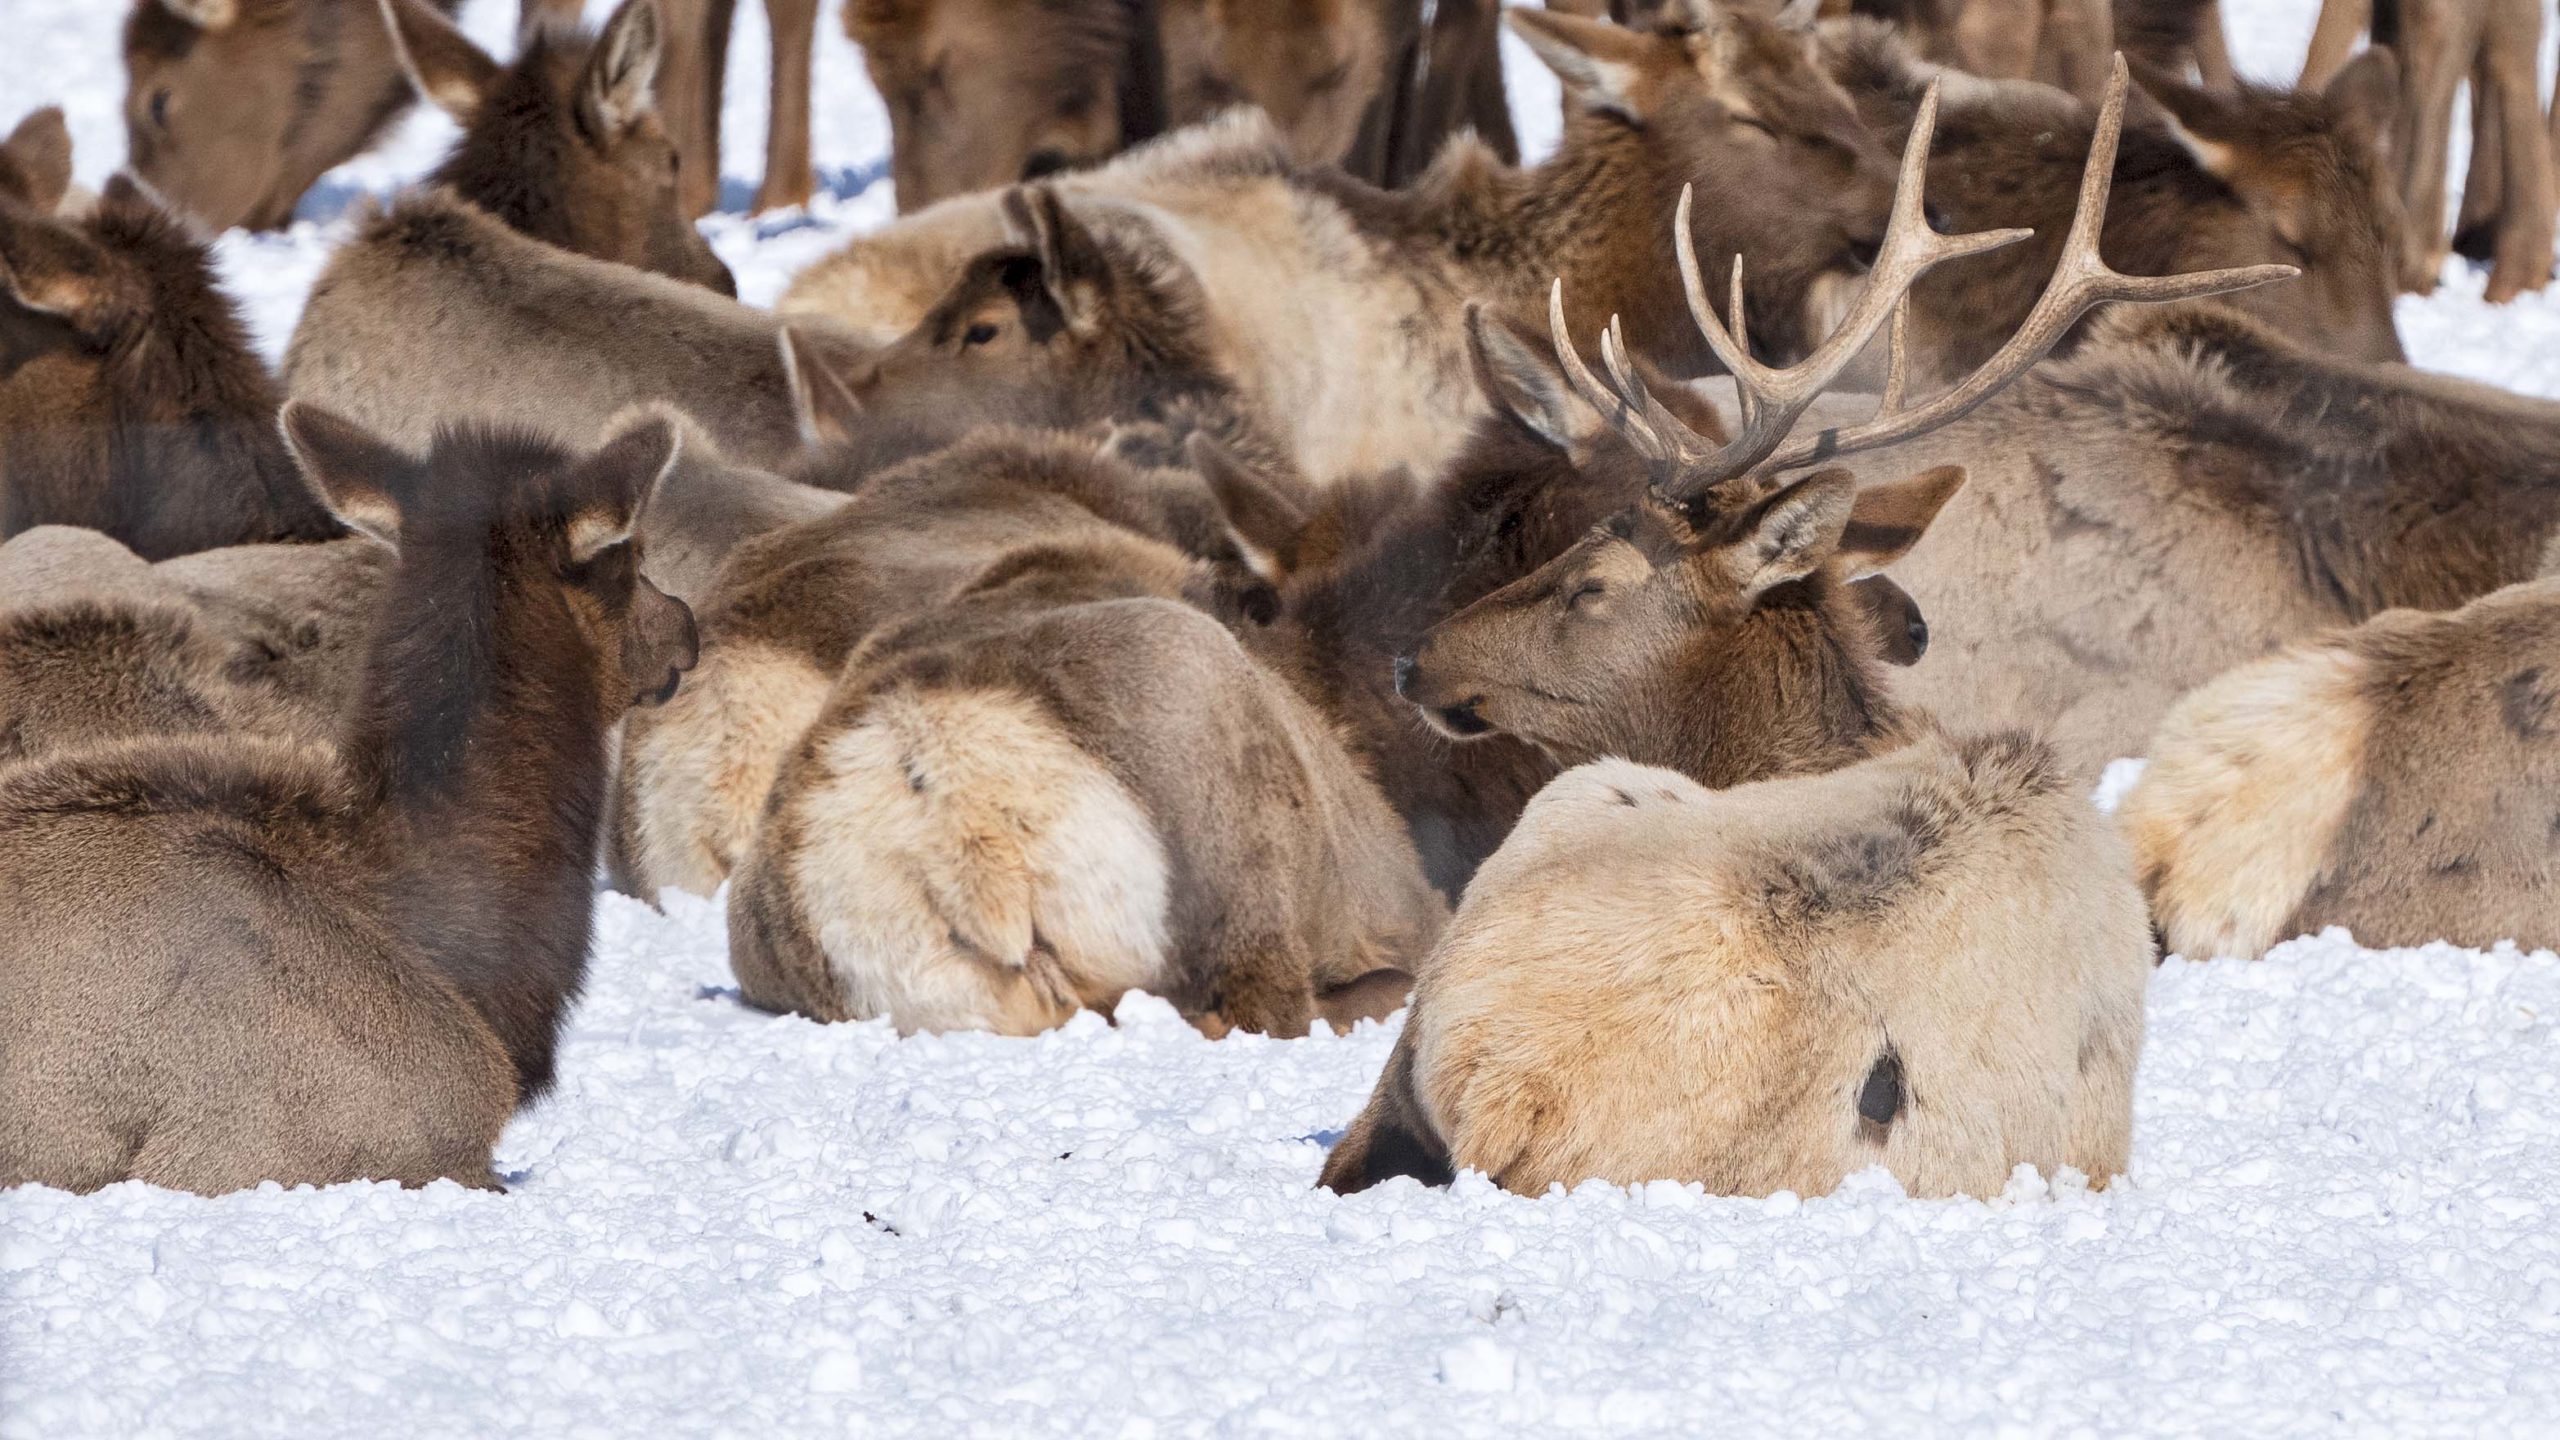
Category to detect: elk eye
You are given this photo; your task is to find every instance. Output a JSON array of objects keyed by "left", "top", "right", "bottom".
[
  {"left": 1733, "top": 115, "right": 1777, "bottom": 139},
  {"left": 1568, "top": 580, "right": 1606, "bottom": 609},
  {"left": 963, "top": 322, "right": 999, "bottom": 347},
  {"left": 149, "top": 90, "right": 171, "bottom": 130}
]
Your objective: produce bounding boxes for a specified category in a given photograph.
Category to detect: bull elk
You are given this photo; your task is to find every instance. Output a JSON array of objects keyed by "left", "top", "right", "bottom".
[
  {"left": 1324, "top": 63, "right": 2263, "bottom": 1197},
  {"left": 0, "top": 408, "right": 697, "bottom": 1195},
  {"left": 2124, "top": 578, "right": 2560, "bottom": 961}
]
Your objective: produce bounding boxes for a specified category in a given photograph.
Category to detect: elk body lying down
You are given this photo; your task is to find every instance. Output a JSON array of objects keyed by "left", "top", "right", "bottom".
[
  {"left": 783, "top": 3, "right": 1905, "bottom": 487},
  {"left": 2122, "top": 578, "right": 2560, "bottom": 961},
  {"left": 612, "top": 427, "right": 1269, "bottom": 901},
  {"left": 1323, "top": 737, "right": 2150, "bottom": 1197},
  {"left": 727, "top": 521, "right": 1442, "bottom": 1039},
  {"left": 0, "top": 408, "right": 697, "bottom": 1195}
]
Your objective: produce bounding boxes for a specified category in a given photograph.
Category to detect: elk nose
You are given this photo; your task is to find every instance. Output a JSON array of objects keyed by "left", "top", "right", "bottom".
[
  {"left": 1392, "top": 655, "right": 1418, "bottom": 697},
  {"left": 1021, "top": 149, "right": 1071, "bottom": 181}
]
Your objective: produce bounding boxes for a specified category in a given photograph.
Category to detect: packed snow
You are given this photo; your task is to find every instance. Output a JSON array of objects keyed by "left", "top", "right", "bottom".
[{"left": 7, "top": 0, "right": 2560, "bottom": 1434}]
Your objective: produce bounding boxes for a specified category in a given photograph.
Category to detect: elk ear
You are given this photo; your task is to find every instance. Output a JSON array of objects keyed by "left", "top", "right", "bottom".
[
  {"left": 567, "top": 413, "right": 683, "bottom": 562},
  {"left": 2130, "top": 56, "right": 2242, "bottom": 178},
  {"left": 1465, "top": 303, "right": 1578, "bottom": 451},
  {"left": 1834, "top": 465, "right": 1963, "bottom": 577},
  {"left": 1186, "top": 432, "right": 1310, "bottom": 570},
  {"left": 999, "top": 184, "right": 1112, "bottom": 333},
  {"left": 278, "top": 404, "right": 417, "bottom": 548},
  {"left": 0, "top": 254, "right": 87, "bottom": 369},
  {"left": 1721, "top": 469, "right": 1857, "bottom": 600},
  {"left": 778, "top": 325, "right": 867, "bottom": 448},
  {"left": 379, "top": 0, "right": 500, "bottom": 124},
  {"left": 2323, "top": 47, "right": 2400, "bottom": 170},
  {"left": 0, "top": 108, "right": 73, "bottom": 215},
  {"left": 1506, "top": 10, "right": 1655, "bottom": 124},
  {"left": 582, "top": 0, "right": 668, "bottom": 139},
  {"left": 158, "top": 0, "right": 240, "bottom": 32}
]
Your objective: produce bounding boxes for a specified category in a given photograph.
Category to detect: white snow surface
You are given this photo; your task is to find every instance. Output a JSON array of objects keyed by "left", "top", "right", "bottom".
[{"left": 8, "top": 0, "right": 2560, "bottom": 1434}]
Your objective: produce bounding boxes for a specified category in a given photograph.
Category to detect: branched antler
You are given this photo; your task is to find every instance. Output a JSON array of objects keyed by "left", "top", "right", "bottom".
[{"left": 1547, "top": 54, "right": 2298, "bottom": 499}]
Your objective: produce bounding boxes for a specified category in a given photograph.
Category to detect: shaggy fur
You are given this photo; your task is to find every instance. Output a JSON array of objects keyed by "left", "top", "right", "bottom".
[
  {"left": 2125, "top": 577, "right": 2560, "bottom": 958},
  {"left": 1322, "top": 733, "right": 2151, "bottom": 1197}
]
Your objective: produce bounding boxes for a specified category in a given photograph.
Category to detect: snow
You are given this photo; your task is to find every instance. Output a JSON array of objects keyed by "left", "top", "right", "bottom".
[{"left": 8, "top": 0, "right": 2560, "bottom": 1434}]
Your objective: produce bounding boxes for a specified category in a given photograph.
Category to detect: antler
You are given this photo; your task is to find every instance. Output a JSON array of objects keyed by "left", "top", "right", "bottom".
[{"left": 1549, "top": 54, "right": 2298, "bottom": 499}]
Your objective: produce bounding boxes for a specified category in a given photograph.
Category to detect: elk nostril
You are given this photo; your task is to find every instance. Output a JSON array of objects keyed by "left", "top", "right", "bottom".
[
  {"left": 1021, "top": 149, "right": 1071, "bottom": 181},
  {"left": 1392, "top": 655, "right": 1417, "bottom": 697},
  {"left": 1905, "top": 614, "right": 1929, "bottom": 660},
  {"left": 1924, "top": 201, "right": 1956, "bottom": 235}
]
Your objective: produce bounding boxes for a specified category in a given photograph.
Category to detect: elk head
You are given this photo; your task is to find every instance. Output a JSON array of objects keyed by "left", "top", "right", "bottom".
[
  {"left": 2133, "top": 48, "right": 2403, "bottom": 363},
  {"left": 1199, "top": 0, "right": 1396, "bottom": 168},
  {"left": 122, "top": 0, "right": 337, "bottom": 231},
  {"left": 850, "top": 0, "right": 1142, "bottom": 212},
  {"left": 1506, "top": 0, "right": 1904, "bottom": 372},
  {"left": 383, "top": 0, "right": 736, "bottom": 292},
  {"left": 784, "top": 185, "right": 1220, "bottom": 445},
  {"left": 1403, "top": 59, "right": 2291, "bottom": 782}
]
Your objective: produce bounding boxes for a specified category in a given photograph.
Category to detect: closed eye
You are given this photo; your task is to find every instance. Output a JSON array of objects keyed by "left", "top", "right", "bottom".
[
  {"left": 1568, "top": 580, "right": 1606, "bottom": 609},
  {"left": 962, "top": 322, "right": 999, "bottom": 346}
]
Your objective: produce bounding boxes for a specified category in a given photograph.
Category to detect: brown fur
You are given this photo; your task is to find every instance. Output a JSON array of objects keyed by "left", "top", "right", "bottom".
[
  {"left": 1322, "top": 733, "right": 2149, "bottom": 1197},
  {"left": 726, "top": 515, "right": 1443, "bottom": 1038},
  {"left": 1825, "top": 20, "right": 2407, "bottom": 382},
  {"left": 120, "top": 0, "right": 463, "bottom": 231},
  {"left": 283, "top": 188, "right": 864, "bottom": 466},
  {"left": 0, "top": 109, "right": 76, "bottom": 218},
  {"left": 384, "top": 0, "right": 737, "bottom": 291},
  {"left": 2126, "top": 578, "right": 2560, "bottom": 959},
  {"left": 1, "top": 178, "right": 347, "bottom": 559},
  {"left": 0, "top": 407, "right": 697, "bottom": 1195},
  {"left": 650, "top": 0, "right": 821, "bottom": 215}
]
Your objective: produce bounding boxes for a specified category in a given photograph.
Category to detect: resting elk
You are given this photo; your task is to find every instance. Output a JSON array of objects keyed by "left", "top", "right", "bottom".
[
  {"left": 1324, "top": 70, "right": 2257, "bottom": 1196},
  {"left": 2123, "top": 577, "right": 2560, "bottom": 960},
  {"left": 0, "top": 406, "right": 698, "bottom": 1196}
]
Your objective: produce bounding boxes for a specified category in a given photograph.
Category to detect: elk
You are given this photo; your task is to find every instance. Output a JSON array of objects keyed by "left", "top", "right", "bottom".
[
  {"left": 1, "top": 177, "right": 347, "bottom": 559},
  {"left": 0, "top": 108, "right": 76, "bottom": 219},
  {"left": 1825, "top": 19, "right": 2406, "bottom": 380},
  {"left": 786, "top": 2, "right": 1906, "bottom": 487},
  {"left": 283, "top": 188, "right": 865, "bottom": 465},
  {"left": 724, "top": 492, "right": 1444, "bottom": 1040},
  {"left": 377, "top": 0, "right": 736, "bottom": 291},
  {"left": 611, "top": 423, "right": 1273, "bottom": 902},
  {"left": 650, "top": 0, "right": 822, "bottom": 216},
  {"left": 1843, "top": 0, "right": 2233, "bottom": 94},
  {"left": 2122, "top": 578, "right": 2560, "bottom": 961},
  {"left": 2301, "top": 0, "right": 2555, "bottom": 301},
  {"left": 0, "top": 406, "right": 697, "bottom": 1195},
  {"left": 1319, "top": 64, "right": 2264, "bottom": 1196}
]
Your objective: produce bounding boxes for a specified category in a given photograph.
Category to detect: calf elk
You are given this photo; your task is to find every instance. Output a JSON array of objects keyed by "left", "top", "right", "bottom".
[
  {"left": 0, "top": 407, "right": 697, "bottom": 1195},
  {"left": 2, "top": 177, "right": 346, "bottom": 558},
  {"left": 2123, "top": 578, "right": 2560, "bottom": 960},
  {"left": 1323, "top": 67, "right": 2263, "bottom": 1198},
  {"left": 382, "top": 0, "right": 736, "bottom": 291}
]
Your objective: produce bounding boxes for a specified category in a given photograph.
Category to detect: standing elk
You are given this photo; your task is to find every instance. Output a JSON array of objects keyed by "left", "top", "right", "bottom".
[
  {"left": 1, "top": 176, "right": 347, "bottom": 558},
  {"left": 1826, "top": 19, "right": 2406, "bottom": 382},
  {"left": 2301, "top": 0, "right": 2555, "bottom": 300},
  {"left": 787, "top": 2, "right": 1905, "bottom": 488},
  {"left": 1322, "top": 69, "right": 2250, "bottom": 1197},
  {"left": 380, "top": 0, "right": 737, "bottom": 291},
  {"left": 2123, "top": 578, "right": 2560, "bottom": 961},
  {"left": 0, "top": 407, "right": 697, "bottom": 1196},
  {"left": 652, "top": 0, "right": 821, "bottom": 216}
]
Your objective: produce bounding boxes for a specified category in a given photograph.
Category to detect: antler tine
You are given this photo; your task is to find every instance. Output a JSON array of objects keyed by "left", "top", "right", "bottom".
[
  {"left": 1667, "top": 79, "right": 2031, "bottom": 498},
  {"left": 1767, "top": 54, "right": 2298, "bottom": 471},
  {"left": 1598, "top": 316, "right": 1703, "bottom": 459},
  {"left": 1547, "top": 281, "right": 1695, "bottom": 463}
]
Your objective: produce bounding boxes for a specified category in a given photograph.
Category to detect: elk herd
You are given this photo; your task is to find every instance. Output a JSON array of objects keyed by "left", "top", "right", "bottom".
[{"left": 0, "top": 0, "right": 2555, "bottom": 1207}]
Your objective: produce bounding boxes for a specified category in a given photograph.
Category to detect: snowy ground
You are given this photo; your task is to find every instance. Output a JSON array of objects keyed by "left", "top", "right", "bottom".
[{"left": 8, "top": 1, "right": 2560, "bottom": 1435}]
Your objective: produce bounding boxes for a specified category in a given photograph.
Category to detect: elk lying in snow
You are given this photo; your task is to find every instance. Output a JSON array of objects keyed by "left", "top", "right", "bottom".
[
  {"left": 2122, "top": 579, "right": 2560, "bottom": 961},
  {"left": 724, "top": 495, "right": 1442, "bottom": 1039},
  {"left": 1825, "top": 19, "right": 2406, "bottom": 380},
  {"left": 0, "top": 406, "right": 698, "bottom": 1195},
  {"left": 1, "top": 177, "right": 347, "bottom": 558},
  {"left": 284, "top": 189, "right": 865, "bottom": 465},
  {"left": 1322, "top": 67, "right": 2265, "bottom": 1196},
  {"left": 2301, "top": 0, "right": 2555, "bottom": 301},
  {"left": 611, "top": 424, "right": 1273, "bottom": 901},
  {"left": 787, "top": 2, "right": 1904, "bottom": 487},
  {"left": 119, "top": 0, "right": 464, "bottom": 232},
  {"left": 0, "top": 525, "right": 386, "bottom": 763},
  {"left": 379, "top": 0, "right": 736, "bottom": 291}
]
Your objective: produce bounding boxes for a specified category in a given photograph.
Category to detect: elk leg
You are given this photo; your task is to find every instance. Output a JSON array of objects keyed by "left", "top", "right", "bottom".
[
  {"left": 2041, "top": 0, "right": 2115, "bottom": 102},
  {"left": 1460, "top": 0, "right": 1519, "bottom": 165},
  {"left": 2301, "top": 0, "right": 2372, "bottom": 86},
  {"left": 2393, "top": 0, "right": 2482, "bottom": 293},
  {"left": 1957, "top": 0, "right": 2044, "bottom": 80},
  {"left": 2478, "top": 0, "right": 2557, "bottom": 300},
  {"left": 2190, "top": 0, "right": 2236, "bottom": 88},
  {"left": 1202, "top": 923, "right": 1317, "bottom": 1040},
  {"left": 517, "top": 0, "right": 583, "bottom": 40},
  {"left": 2453, "top": 52, "right": 2502, "bottom": 261},
  {"left": 750, "top": 0, "right": 818, "bottom": 212},
  {"left": 656, "top": 0, "right": 736, "bottom": 218}
]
